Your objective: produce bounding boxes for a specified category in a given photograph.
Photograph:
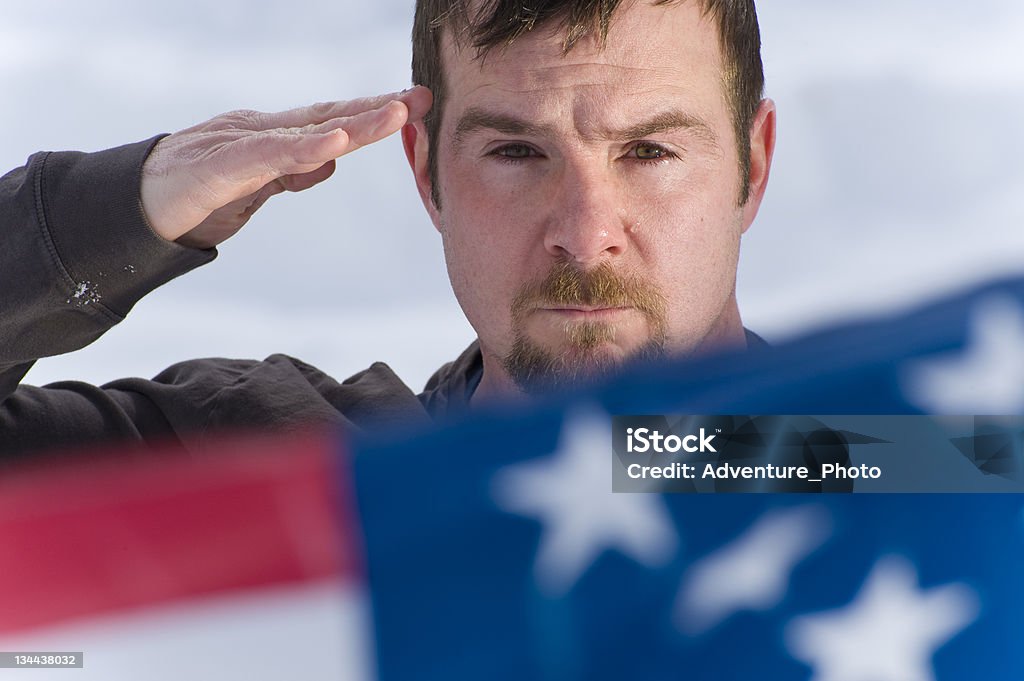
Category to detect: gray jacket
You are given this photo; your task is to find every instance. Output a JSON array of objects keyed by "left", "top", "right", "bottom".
[{"left": 0, "top": 137, "right": 480, "bottom": 459}]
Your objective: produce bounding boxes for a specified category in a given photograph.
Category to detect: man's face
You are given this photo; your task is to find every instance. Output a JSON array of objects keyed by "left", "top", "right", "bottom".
[{"left": 407, "top": 1, "right": 773, "bottom": 397}]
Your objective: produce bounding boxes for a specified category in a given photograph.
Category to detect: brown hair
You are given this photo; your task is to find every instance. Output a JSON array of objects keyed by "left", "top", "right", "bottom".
[{"left": 412, "top": 0, "right": 764, "bottom": 208}]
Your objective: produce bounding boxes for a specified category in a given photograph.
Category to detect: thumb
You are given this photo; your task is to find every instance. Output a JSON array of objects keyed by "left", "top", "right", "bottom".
[{"left": 277, "top": 160, "right": 337, "bottom": 193}]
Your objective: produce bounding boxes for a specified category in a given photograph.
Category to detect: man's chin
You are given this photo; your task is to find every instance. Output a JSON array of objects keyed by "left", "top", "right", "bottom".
[{"left": 501, "top": 333, "right": 664, "bottom": 394}]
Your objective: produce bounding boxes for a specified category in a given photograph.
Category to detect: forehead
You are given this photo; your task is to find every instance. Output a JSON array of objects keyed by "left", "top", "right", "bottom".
[{"left": 439, "top": 1, "right": 726, "bottom": 125}]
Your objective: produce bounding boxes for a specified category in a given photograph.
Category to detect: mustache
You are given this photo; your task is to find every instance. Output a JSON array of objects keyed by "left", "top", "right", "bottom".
[{"left": 511, "top": 260, "right": 667, "bottom": 322}]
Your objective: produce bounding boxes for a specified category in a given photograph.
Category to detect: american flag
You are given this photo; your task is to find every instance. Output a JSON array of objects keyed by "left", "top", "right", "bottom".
[{"left": 2, "top": 275, "right": 1023, "bottom": 680}]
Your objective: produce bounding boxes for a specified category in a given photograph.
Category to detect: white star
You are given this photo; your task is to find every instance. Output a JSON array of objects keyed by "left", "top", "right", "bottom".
[
  {"left": 675, "top": 505, "right": 831, "bottom": 634},
  {"left": 491, "top": 405, "right": 678, "bottom": 597},
  {"left": 905, "top": 295, "right": 1024, "bottom": 413},
  {"left": 785, "top": 555, "right": 979, "bottom": 681}
]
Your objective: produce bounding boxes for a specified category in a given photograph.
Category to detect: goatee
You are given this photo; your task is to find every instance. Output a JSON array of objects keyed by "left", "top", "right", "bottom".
[{"left": 502, "top": 260, "right": 667, "bottom": 393}]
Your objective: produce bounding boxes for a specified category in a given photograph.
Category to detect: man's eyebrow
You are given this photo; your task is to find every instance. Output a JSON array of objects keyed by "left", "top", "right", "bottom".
[
  {"left": 611, "top": 110, "right": 718, "bottom": 144},
  {"left": 453, "top": 109, "right": 556, "bottom": 146},
  {"left": 452, "top": 107, "right": 719, "bottom": 148}
]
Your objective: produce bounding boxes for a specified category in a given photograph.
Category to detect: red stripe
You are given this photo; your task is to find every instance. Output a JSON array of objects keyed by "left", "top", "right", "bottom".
[{"left": 0, "top": 430, "right": 358, "bottom": 634}]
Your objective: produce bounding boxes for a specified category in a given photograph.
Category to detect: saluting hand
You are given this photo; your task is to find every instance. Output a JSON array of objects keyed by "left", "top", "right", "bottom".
[{"left": 140, "top": 86, "right": 432, "bottom": 249}]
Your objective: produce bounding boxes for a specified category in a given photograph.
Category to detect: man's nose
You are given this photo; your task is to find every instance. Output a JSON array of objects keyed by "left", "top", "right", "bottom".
[{"left": 542, "top": 167, "right": 630, "bottom": 265}]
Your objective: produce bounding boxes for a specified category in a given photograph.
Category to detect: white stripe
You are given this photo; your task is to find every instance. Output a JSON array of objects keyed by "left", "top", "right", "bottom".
[{"left": 0, "top": 579, "right": 374, "bottom": 681}]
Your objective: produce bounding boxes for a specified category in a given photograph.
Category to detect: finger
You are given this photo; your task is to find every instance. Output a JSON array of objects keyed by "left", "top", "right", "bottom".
[
  {"left": 262, "top": 86, "right": 430, "bottom": 129},
  {"left": 309, "top": 100, "right": 410, "bottom": 150},
  {"left": 401, "top": 86, "right": 433, "bottom": 123},
  {"left": 243, "top": 101, "right": 407, "bottom": 178},
  {"left": 183, "top": 96, "right": 402, "bottom": 135},
  {"left": 278, "top": 102, "right": 401, "bottom": 139}
]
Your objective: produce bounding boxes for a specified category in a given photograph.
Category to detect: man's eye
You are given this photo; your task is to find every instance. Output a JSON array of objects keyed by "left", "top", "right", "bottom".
[
  {"left": 631, "top": 143, "right": 675, "bottom": 161},
  {"left": 492, "top": 144, "right": 537, "bottom": 160}
]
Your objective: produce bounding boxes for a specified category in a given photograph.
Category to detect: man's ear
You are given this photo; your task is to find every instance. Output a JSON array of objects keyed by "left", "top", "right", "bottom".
[
  {"left": 740, "top": 98, "right": 777, "bottom": 233},
  {"left": 402, "top": 121, "right": 442, "bottom": 230}
]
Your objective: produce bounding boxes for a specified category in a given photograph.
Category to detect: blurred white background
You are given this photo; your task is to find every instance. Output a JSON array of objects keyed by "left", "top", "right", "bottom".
[{"left": 3, "top": 0, "right": 1021, "bottom": 389}]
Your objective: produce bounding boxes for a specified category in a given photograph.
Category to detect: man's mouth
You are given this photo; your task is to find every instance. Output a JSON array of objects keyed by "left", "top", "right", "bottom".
[{"left": 537, "top": 306, "right": 633, "bottom": 321}]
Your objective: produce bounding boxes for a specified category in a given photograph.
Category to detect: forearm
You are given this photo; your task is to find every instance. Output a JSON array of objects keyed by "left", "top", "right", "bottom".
[{"left": 0, "top": 136, "right": 215, "bottom": 366}]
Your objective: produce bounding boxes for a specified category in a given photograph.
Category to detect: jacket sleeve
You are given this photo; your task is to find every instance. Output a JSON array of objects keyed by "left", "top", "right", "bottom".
[{"left": 0, "top": 137, "right": 217, "bottom": 458}]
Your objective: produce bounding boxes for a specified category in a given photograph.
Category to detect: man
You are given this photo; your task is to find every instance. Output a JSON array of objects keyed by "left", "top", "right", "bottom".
[{"left": 0, "top": 0, "right": 774, "bottom": 454}]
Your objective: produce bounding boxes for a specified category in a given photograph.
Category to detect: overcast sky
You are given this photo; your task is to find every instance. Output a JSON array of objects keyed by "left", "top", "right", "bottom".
[{"left": 3, "top": 1, "right": 1021, "bottom": 389}]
